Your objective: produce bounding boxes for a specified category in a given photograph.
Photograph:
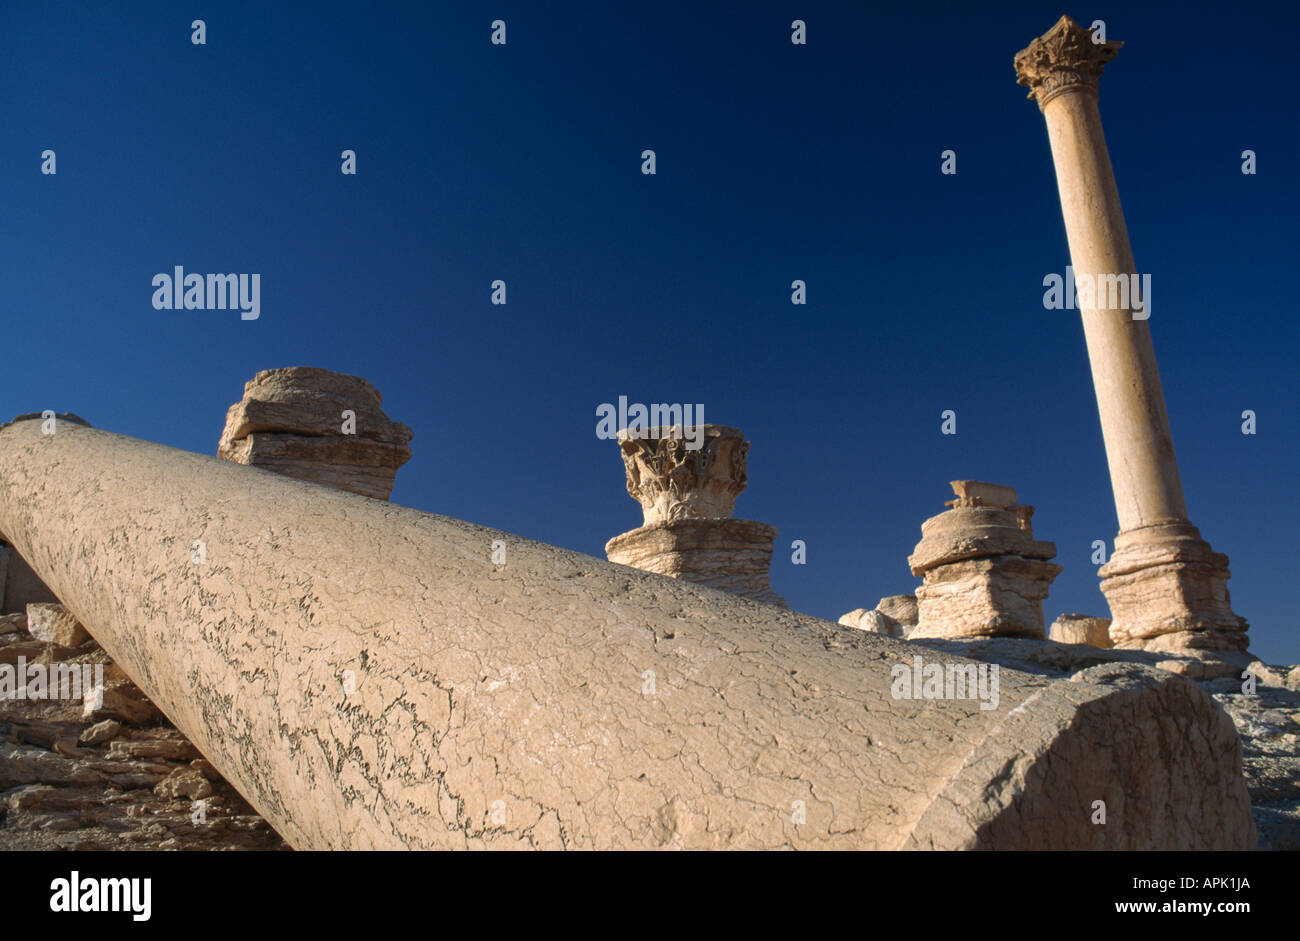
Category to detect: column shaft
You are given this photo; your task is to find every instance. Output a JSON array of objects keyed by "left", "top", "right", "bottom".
[{"left": 1041, "top": 91, "right": 1188, "bottom": 530}]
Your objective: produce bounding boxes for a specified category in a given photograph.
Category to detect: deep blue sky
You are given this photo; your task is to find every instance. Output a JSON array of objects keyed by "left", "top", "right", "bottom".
[{"left": 4, "top": 2, "right": 1296, "bottom": 661}]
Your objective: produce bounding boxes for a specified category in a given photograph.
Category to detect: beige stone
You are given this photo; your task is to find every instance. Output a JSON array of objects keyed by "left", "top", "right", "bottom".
[
  {"left": 0, "top": 417, "right": 1256, "bottom": 849},
  {"left": 606, "top": 518, "right": 785, "bottom": 607},
  {"left": 908, "top": 483, "right": 1061, "bottom": 640},
  {"left": 838, "top": 608, "right": 869, "bottom": 628},
  {"left": 1014, "top": 17, "right": 1247, "bottom": 655},
  {"left": 838, "top": 596, "right": 916, "bottom": 639},
  {"left": 607, "top": 425, "right": 785, "bottom": 607},
  {"left": 842, "top": 609, "right": 903, "bottom": 637},
  {"left": 877, "top": 594, "right": 918, "bottom": 628},
  {"left": 618, "top": 425, "right": 748, "bottom": 526},
  {"left": 1050, "top": 614, "right": 1113, "bottom": 648},
  {"left": 25, "top": 603, "right": 88, "bottom": 646},
  {"left": 217, "top": 367, "right": 412, "bottom": 500},
  {"left": 948, "top": 480, "right": 1018, "bottom": 509},
  {"left": 79, "top": 720, "right": 123, "bottom": 747}
]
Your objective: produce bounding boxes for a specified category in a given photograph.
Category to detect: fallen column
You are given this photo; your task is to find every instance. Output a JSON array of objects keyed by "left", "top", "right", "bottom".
[{"left": 0, "top": 418, "right": 1255, "bottom": 849}]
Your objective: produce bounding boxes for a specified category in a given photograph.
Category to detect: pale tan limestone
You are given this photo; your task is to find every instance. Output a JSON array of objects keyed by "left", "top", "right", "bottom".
[
  {"left": 1015, "top": 16, "right": 1247, "bottom": 655},
  {"left": 607, "top": 425, "right": 785, "bottom": 607},
  {"left": 618, "top": 425, "right": 748, "bottom": 525},
  {"left": 908, "top": 482, "right": 1061, "bottom": 640},
  {"left": 837, "top": 608, "right": 903, "bottom": 637},
  {"left": 0, "top": 418, "right": 1256, "bottom": 849},
  {"left": 606, "top": 518, "right": 786, "bottom": 607},
  {"left": 25, "top": 603, "right": 89, "bottom": 647},
  {"left": 1050, "top": 614, "right": 1113, "bottom": 648},
  {"left": 217, "top": 367, "right": 412, "bottom": 500},
  {"left": 877, "top": 595, "right": 918, "bottom": 630}
]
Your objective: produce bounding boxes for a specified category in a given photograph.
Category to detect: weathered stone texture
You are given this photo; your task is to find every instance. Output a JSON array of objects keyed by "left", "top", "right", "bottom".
[
  {"left": 1100, "top": 522, "right": 1248, "bottom": 653},
  {"left": 908, "top": 482, "right": 1062, "bottom": 640},
  {"left": 217, "top": 367, "right": 412, "bottom": 500},
  {"left": 1050, "top": 614, "right": 1113, "bottom": 648},
  {"left": 0, "top": 606, "right": 287, "bottom": 850},
  {"left": 606, "top": 518, "right": 785, "bottom": 607},
  {"left": 607, "top": 425, "right": 785, "bottom": 607},
  {"left": 877, "top": 595, "right": 918, "bottom": 629},
  {"left": 837, "top": 608, "right": 903, "bottom": 637},
  {"left": 913, "top": 634, "right": 1294, "bottom": 850},
  {"left": 619, "top": 425, "right": 748, "bottom": 525},
  {"left": 25, "top": 603, "right": 88, "bottom": 647},
  {"left": 0, "top": 419, "right": 1258, "bottom": 849}
]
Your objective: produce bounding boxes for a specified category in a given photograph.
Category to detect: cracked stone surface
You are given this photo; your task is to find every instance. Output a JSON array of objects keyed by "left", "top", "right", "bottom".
[
  {"left": 0, "top": 619, "right": 287, "bottom": 850},
  {"left": 606, "top": 425, "right": 785, "bottom": 607},
  {"left": 0, "top": 419, "right": 1258, "bottom": 849},
  {"left": 913, "top": 635, "right": 1299, "bottom": 850}
]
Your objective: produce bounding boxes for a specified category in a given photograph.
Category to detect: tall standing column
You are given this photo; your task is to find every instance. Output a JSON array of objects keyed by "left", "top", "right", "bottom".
[{"left": 1014, "top": 16, "right": 1247, "bottom": 655}]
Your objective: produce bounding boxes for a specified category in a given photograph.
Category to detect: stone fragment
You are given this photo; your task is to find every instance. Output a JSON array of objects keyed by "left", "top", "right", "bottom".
[
  {"left": 0, "top": 612, "right": 26, "bottom": 634},
  {"left": 154, "top": 768, "right": 213, "bottom": 801},
  {"left": 217, "top": 367, "right": 412, "bottom": 500},
  {"left": 908, "top": 482, "right": 1062, "bottom": 640},
  {"left": 835, "top": 608, "right": 902, "bottom": 636},
  {"left": 606, "top": 426, "right": 785, "bottom": 607},
  {"left": 837, "top": 608, "right": 869, "bottom": 628},
  {"left": 859, "top": 610, "right": 903, "bottom": 637},
  {"left": 1050, "top": 614, "right": 1113, "bottom": 648},
  {"left": 0, "top": 641, "right": 46, "bottom": 666},
  {"left": 948, "top": 480, "right": 1019, "bottom": 508},
  {"left": 79, "top": 719, "right": 123, "bottom": 746},
  {"left": 109, "top": 736, "right": 200, "bottom": 762},
  {"left": 92, "top": 687, "right": 161, "bottom": 726},
  {"left": 24, "top": 603, "right": 88, "bottom": 646},
  {"left": 876, "top": 594, "right": 918, "bottom": 628}
]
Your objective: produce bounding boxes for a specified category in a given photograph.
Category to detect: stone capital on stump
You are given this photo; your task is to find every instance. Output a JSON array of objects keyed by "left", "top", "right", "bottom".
[
  {"left": 907, "top": 481, "right": 1061, "bottom": 640},
  {"left": 1015, "top": 17, "right": 1248, "bottom": 657},
  {"left": 606, "top": 425, "right": 785, "bottom": 607}
]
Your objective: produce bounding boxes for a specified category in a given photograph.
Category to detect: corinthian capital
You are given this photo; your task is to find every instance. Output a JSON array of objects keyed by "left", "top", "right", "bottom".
[
  {"left": 619, "top": 425, "right": 748, "bottom": 526},
  {"left": 1014, "top": 15, "right": 1122, "bottom": 109}
]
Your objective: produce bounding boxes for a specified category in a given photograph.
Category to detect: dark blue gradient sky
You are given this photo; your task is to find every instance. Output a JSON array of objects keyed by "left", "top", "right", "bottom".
[{"left": 3, "top": 2, "right": 1297, "bottom": 660}]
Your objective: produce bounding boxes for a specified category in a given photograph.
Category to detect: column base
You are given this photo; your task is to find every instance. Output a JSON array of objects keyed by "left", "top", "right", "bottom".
[
  {"left": 1099, "top": 521, "right": 1248, "bottom": 653},
  {"left": 910, "top": 555, "right": 1063, "bottom": 640},
  {"left": 605, "top": 518, "right": 787, "bottom": 607}
]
